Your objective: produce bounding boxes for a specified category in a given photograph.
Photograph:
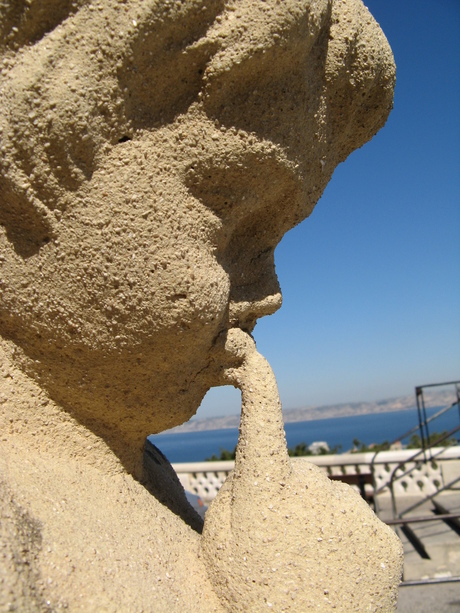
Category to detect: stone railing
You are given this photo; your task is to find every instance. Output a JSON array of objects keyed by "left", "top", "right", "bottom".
[{"left": 173, "top": 446, "right": 460, "bottom": 504}]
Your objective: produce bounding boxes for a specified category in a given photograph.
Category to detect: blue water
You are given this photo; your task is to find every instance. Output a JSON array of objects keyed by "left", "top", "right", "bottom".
[{"left": 149, "top": 407, "right": 459, "bottom": 463}]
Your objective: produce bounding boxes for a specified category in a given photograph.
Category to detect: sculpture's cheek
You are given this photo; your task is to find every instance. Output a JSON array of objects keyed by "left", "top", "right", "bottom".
[
  {"left": 0, "top": 218, "right": 231, "bottom": 432},
  {"left": 35, "top": 222, "right": 231, "bottom": 359}
]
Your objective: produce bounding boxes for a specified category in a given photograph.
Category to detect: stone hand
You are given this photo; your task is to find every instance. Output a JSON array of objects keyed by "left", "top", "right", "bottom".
[{"left": 201, "top": 328, "right": 403, "bottom": 612}]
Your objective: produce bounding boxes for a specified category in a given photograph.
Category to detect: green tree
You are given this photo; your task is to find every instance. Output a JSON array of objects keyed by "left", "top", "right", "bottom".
[
  {"left": 407, "top": 431, "right": 457, "bottom": 449},
  {"left": 318, "top": 444, "right": 342, "bottom": 455},
  {"left": 351, "top": 439, "right": 390, "bottom": 453},
  {"left": 287, "top": 442, "right": 342, "bottom": 457},
  {"left": 205, "top": 447, "right": 236, "bottom": 461},
  {"left": 288, "top": 442, "right": 312, "bottom": 457}
]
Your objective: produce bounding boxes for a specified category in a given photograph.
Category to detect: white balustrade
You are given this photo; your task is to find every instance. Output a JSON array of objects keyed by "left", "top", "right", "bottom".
[{"left": 173, "top": 447, "right": 460, "bottom": 504}]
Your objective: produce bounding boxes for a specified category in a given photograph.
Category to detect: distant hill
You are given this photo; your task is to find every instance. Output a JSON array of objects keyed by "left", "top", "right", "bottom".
[{"left": 166, "top": 387, "right": 457, "bottom": 434}]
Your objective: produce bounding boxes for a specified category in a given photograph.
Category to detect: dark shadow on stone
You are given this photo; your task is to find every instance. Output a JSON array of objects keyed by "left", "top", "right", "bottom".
[
  {"left": 0, "top": 175, "right": 55, "bottom": 259},
  {"left": 0, "top": 479, "right": 49, "bottom": 611},
  {"left": 142, "top": 439, "right": 204, "bottom": 534},
  {"left": 118, "top": 0, "right": 223, "bottom": 129},
  {"left": 0, "top": 0, "right": 87, "bottom": 52}
]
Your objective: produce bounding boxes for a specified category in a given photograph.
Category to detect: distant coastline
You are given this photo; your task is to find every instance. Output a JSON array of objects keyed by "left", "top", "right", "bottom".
[{"left": 167, "top": 388, "right": 455, "bottom": 434}]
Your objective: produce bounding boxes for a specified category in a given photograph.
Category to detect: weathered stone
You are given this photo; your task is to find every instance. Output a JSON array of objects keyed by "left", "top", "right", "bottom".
[
  {"left": 0, "top": 0, "right": 401, "bottom": 610},
  {"left": 202, "top": 329, "right": 403, "bottom": 611}
]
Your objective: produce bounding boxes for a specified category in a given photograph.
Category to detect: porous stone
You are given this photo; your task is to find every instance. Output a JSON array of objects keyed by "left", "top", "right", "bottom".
[
  {"left": 202, "top": 329, "right": 403, "bottom": 612},
  {"left": 0, "top": 0, "right": 401, "bottom": 610}
]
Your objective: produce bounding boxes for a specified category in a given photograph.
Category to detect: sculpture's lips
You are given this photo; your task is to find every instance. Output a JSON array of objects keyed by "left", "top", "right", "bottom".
[
  {"left": 214, "top": 327, "right": 259, "bottom": 389},
  {"left": 228, "top": 294, "right": 282, "bottom": 329},
  {"left": 215, "top": 328, "right": 256, "bottom": 376},
  {"left": 223, "top": 326, "right": 255, "bottom": 356}
]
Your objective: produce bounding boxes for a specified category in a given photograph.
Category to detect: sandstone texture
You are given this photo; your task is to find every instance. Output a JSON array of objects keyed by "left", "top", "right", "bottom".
[
  {"left": 0, "top": 0, "right": 400, "bottom": 610},
  {"left": 202, "top": 329, "right": 403, "bottom": 612}
]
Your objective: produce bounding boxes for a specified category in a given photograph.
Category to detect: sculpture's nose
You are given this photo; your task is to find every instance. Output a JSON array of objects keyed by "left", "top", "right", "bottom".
[
  {"left": 228, "top": 291, "right": 282, "bottom": 332},
  {"left": 225, "top": 245, "right": 282, "bottom": 331}
]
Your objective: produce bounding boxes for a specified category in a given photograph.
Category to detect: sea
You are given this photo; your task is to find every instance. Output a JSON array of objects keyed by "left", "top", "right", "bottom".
[{"left": 149, "top": 406, "right": 459, "bottom": 464}]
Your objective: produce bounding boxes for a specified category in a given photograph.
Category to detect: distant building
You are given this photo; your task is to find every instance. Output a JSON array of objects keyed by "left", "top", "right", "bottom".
[{"left": 309, "top": 441, "right": 329, "bottom": 455}]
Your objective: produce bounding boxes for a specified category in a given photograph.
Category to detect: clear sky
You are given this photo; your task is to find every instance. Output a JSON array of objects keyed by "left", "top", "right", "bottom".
[{"left": 197, "top": 0, "right": 460, "bottom": 419}]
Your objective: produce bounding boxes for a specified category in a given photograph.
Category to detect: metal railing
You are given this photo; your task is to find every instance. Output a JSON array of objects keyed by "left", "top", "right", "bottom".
[
  {"left": 369, "top": 381, "right": 460, "bottom": 584},
  {"left": 370, "top": 381, "right": 460, "bottom": 520}
]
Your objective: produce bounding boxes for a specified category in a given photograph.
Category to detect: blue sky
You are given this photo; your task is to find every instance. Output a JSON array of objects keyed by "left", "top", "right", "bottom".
[{"left": 198, "top": 0, "right": 460, "bottom": 419}]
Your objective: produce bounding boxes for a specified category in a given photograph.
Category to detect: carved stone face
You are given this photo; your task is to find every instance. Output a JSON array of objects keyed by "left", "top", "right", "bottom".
[
  {"left": 0, "top": 105, "right": 303, "bottom": 445},
  {"left": 0, "top": 0, "right": 395, "bottom": 458}
]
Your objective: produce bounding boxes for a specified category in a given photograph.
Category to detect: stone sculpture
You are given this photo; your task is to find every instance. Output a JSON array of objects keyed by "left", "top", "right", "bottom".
[{"left": 0, "top": 0, "right": 402, "bottom": 610}]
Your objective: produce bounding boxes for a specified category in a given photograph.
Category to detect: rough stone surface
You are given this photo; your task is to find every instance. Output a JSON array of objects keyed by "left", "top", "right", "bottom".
[
  {"left": 0, "top": 0, "right": 401, "bottom": 610},
  {"left": 202, "top": 329, "right": 403, "bottom": 611}
]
